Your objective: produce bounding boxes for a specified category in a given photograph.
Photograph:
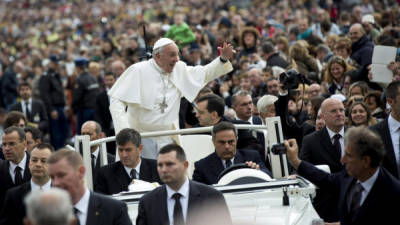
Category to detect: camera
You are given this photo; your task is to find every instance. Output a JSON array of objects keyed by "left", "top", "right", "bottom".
[
  {"left": 279, "top": 69, "right": 307, "bottom": 90},
  {"left": 271, "top": 143, "right": 286, "bottom": 154}
]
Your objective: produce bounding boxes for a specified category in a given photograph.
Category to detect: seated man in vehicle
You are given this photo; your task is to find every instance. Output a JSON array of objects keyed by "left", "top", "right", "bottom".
[
  {"left": 94, "top": 128, "right": 161, "bottom": 195},
  {"left": 192, "top": 122, "right": 271, "bottom": 185}
]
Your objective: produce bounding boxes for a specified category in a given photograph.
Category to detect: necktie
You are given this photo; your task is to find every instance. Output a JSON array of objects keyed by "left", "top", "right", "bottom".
[
  {"left": 91, "top": 154, "right": 96, "bottom": 170},
  {"left": 333, "top": 134, "right": 342, "bottom": 161},
  {"left": 130, "top": 169, "right": 137, "bottom": 182},
  {"left": 225, "top": 160, "right": 232, "bottom": 169},
  {"left": 25, "top": 102, "right": 31, "bottom": 121},
  {"left": 14, "top": 166, "right": 23, "bottom": 185},
  {"left": 74, "top": 207, "right": 81, "bottom": 225},
  {"left": 348, "top": 182, "right": 363, "bottom": 214},
  {"left": 172, "top": 193, "right": 184, "bottom": 225}
]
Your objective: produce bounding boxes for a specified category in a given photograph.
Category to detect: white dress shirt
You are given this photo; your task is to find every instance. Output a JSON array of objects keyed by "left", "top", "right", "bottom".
[
  {"left": 31, "top": 179, "right": 52, "bottom": 191},
  {"left": 8, "top": 152, "right": 27, "bottom": 183},
  {"left": 124, "top": 158, "right": 141, "bottom": 179},
  {"left": 166, "top": 177, "right": 190, "bottom": 225},
  {"left": 326, "top": 127, "right": 345, "bottom": 157},
  {"left": 74, "top": 188, "right": 91, "bottom": 225}
]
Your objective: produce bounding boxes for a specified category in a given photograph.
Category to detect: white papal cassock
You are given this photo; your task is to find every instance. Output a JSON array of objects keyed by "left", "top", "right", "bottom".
[{"left": 108, "top": 57, "right": 233, "bottom": 158}]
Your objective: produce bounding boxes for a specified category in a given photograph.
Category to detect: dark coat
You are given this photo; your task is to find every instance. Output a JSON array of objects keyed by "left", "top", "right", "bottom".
[
  {"left": 350, "top": 35, "right": 374, "bottom": 82},
  {"left": 94, "top": 159, "right": 160, "bottom": 195},
  {"left": 298, "top": 161, "right": 400, "bottom": 225},
  {"left": 300, "top": 126, "right": 345, "bottom": 222},
  {"left": 136, "top": 180, "right": 231, "bottom": 225},
  {"left": 10, "top": 99, "right": 49, "bottom": 132},
  {"left": 0, "top": 182, "right": 31, "bottom": 225},
  {"left": 192, "top": 150, "right": 271, "bottom": 185},
  {"left": 267, "top": 52, "right": 289, "bottom": 69},
  {"left": 369, "top": 119, "right": 399, "bottom": 179},
  {"left": 0, "top": 154, "right": 31, "bottom": 210},
  {"left": 86, "top": 192, "right": 132, "bottom": 225}
]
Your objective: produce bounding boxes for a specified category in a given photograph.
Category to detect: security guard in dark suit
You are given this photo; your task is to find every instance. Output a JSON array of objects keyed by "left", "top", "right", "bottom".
[{"left": 72, "top": 58, "right": 99, "bottom": 134}]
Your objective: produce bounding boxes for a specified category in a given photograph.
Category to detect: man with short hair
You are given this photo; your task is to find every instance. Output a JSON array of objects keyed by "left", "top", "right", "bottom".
[
  {"left": 231, "top": 90, "right": 262, "bottom": 124},
  {"left": 81, "top": 121, "right": 115, "bottom": 173},
  {"left": 265, "top": 77, "right": 280, "bottom": 97},
  {"left": 195, "top": 94, "right": 226, "bottom": 127},
  {"left": 370, "top": 81, "right": 400, "bottom": 179},
  {"left": 48, "top": 149, "right": 132, "bottom": 225},
  {"left": 95, "top": 73, "right": 116, "bottom": 155},
  {"left": 10, "top": 82, "right": 48, "bottom": 133},
  {"left": 24, "top": 126, "right": 42, "bottom": 153},
  {"left": 300, "top": 98, "right": 346, "bottom": 221},
  {"left": 349, "top": 23, "right": 374, "bottom": 83},
  {"left": 0, "top": 143, "right": 53, "bottom": 225},
  {"left": 24, "top": 188, "right": 75, "bottom": 225},
  {"left": 136, "top": 143, "right": 232, "bottom": 225},
  {"left": 94, "top": 128, "right": 160, "bottom": 195},
  {"left": 0, "top": 126, "right": 31, "bottom": 209},
  {"left": 111, "top": 60, "right": 126, "bottom": 78},
  {"left": 260, "top": 42, "right": 289, "bottom": 69},
  {"left": 308, "top": 83, "right": 322, "bottom": 98},
  {"left": 247, "top": 68, "right": 267, "bottom": 97},
  {"left": 192, "top": 122, "right": 271, "bottom": 185},
  {"left": 285, "top": 126, "right": 400, "bottom": 225}
]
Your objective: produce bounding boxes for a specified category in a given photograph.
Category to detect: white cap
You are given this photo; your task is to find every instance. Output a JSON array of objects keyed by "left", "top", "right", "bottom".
[
  {"left": 362, "top": 14, "right": 375, "bottom": 24},
  {"left": 153, "top": 38, "right": 174, "bottom": 50},
  {"left": 257, "top": 95, "right": 278, "bottom": 112}
]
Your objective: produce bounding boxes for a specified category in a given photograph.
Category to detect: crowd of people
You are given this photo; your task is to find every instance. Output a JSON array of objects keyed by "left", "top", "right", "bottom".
[{"left": 1, "top": 0, "right": 400, "bottom": 224}]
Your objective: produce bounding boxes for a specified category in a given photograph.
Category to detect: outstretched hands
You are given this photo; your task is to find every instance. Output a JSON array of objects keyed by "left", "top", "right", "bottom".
[{"left": 218, "top": 42, "right": 236, "bottom": 61}]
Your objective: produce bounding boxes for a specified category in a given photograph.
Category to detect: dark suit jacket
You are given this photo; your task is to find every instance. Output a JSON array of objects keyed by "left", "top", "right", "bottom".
[
  {"left": 94, "top": 159, "right": 160, "bottom": 195},
  {"left": 92, "top": 153, "right": 115, "bottom": 181},
  {"left": 136, "top": 180, "right": 231, "bottom": 225},
  {"left": 192, "top": 149, "right": 271, "bottom": 185},
  {"left": 0, "top": 182, "right": 30, "bottom": 225},
  {"left": 0, "top": 154, "right": 31, "bottom": 210},
  {"left": 86, "top": 192, "right": 132, "bottom": 225},
  {"left": 298, "top": 161, "right": 400, "bottom": 225},
  {"left": 370, "top": 119, "right": 399, "bottom": 179},
  {"left": 10, "top": 99, "right": 49, "bottom": 132},
  {"left": 95, "top": 91, "right": 116, "bottom": 155},
  {"left": 300, "top": 126, "right": 345, "bottom": 221}
]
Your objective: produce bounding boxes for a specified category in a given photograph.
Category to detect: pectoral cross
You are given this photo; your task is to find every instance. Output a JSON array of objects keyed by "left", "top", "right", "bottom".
[{"left": 159, "top": 97, "right": 168, "bottom": 113}]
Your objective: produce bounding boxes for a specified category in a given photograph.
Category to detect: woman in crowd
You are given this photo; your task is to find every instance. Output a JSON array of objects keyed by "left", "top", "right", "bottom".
[
  {"left": 322, "top": 56, "right": 353, "bottom": 95},
  {"left": 347, "top": 101, "right": 377, "bottom": 127}
]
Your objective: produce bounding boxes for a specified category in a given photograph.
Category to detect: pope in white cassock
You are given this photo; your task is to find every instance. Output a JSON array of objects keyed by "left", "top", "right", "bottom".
[{"left": 108, "top": 38, "right": 235, "bottom": 158}]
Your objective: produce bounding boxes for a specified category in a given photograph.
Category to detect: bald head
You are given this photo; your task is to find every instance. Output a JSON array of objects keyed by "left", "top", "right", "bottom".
[
  {"left": 111, "top": 60, "right": 126, "bottom": 78},
  {"left": 321, "top": 98, "right": 345, "bottom": 132},
  {"left": 349, "top": 23, "right": 365, "bottom": 43},
  {"left": 81, "top": 121, "right": 102, "bottom": 153}
]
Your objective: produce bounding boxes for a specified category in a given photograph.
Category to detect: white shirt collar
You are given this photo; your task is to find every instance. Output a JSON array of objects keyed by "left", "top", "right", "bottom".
[
  {"left": 388, "top": 114, "right": 400, "bottom": 133},
  {"left": 166, "top": 177, "right": 190, "bottom": 200},
  {"left": 9, "top": 152, "right": 27, "bottom": 172},
  {"left": 221, "top": 158, "right": 234, "bottom": 168},
  {"left": 31, "top": 179, "right": 52, "bottom": 192},
  {"left": 22, "top": 98, "right": 32, "bottom": 106},
  {"left": 326, "top": 126, "right": 345, "bottom": 140},
  {"left": 92, "top": 147, "right": 100, "bottom": 159},
  {"left": 74, "top": 188, "right": 90, "bottom": 225},
  {"left": 234, "top": 115, "right": 252, "bottom": 124},
  {"left": 123, "top": 158, "right": 141, "bottom": 178}
]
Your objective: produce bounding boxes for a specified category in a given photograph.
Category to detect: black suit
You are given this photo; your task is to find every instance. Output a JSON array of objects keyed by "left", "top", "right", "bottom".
[
  {"left": 192, "top": 150, "right": 271, "bottom": 185},
  {"left": 136, "top": 180, "right": 231, "bottom": 225},
  {"left": 95, "top": 91, "right": 116, "bottom": 155},
  {"left": 300, "top": 127, "right": 345, "bottom": 222},
  {"left": 0, "top": 154, "right": 31, "bottom": 210},
  {"left": 94, "top": 159, "right": 160, "bottom": 195},
  {"left": 0, "top": 182, "right": 30, "bottom": 225},
  {"left": 10, "top": 99, "right": 49, "bottom": 133},
  {"left": 298, "top": 161, "right": 400, "bottom": 225},
  {"left": 86, "top": 192, "right": 132, "bottom": 225},
  {"left": 92, "top": 152, "right": 115, "bottom": 180},
  {"left": 370, "top": 118, "right": 399, "bottom": 179}
]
